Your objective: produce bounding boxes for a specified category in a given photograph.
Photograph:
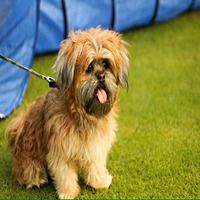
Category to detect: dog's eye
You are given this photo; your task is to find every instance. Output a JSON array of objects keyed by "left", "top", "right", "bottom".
[
  {"left": 102, "top": 59, "right": 110, "bottom": 69},
  {"left": 86, "top": 63, "right": 94, "bottom": 73}
]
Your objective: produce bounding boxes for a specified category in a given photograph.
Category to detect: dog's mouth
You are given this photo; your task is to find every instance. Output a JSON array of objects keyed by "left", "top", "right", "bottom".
[
  {"left": 95, "top": 86, "right": 109, "bottom": 104},
  {"left": 84, "top": 84, "right": 111, "bottom": 118}
]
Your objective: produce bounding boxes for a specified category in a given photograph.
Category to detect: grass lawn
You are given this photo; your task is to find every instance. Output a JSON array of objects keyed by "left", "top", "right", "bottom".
[{"left": 0, "top": 10, "right": 200, "bottom": 198}]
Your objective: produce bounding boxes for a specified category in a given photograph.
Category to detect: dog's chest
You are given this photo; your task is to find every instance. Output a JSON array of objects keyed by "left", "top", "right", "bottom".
[{"left": 61, "top": 123, "right": 116, "bottom": 163}]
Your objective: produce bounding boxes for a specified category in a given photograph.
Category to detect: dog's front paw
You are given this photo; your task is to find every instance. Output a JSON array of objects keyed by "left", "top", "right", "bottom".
[
  {"left": 57, "top": 180, "right": 80, "bottom": 199},
  {"left": 59, "top": 192, "right": 77, "bottom": 199},
  {"left": 88, "top": 173, "right": 112, "bottom": 189},
  {"left": 58, "top": 186, "right": 80, "bottom": 199}
]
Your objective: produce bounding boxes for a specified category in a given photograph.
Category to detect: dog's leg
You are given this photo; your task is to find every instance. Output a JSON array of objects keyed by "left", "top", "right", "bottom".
[
  {"left": 12, "top": 158, "right": 48, "bottom": 188},
  {"left": 84, "top": 163, "right": 112, "bottom": 189},
  {"left": 6, "top": 97, "right": 48, "bottom": 188},
  {"left": 49, "top": 161, "right": 80, "bottom": 198}
]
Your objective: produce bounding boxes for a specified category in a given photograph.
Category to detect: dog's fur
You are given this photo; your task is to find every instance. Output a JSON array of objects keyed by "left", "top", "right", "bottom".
[{"left": 6, "top": 27, "right": 129, "bottom": 198}]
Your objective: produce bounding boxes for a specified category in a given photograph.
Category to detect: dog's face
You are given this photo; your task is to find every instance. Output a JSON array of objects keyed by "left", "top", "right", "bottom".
[{"left": 53, "top": 28, "right": 129, "bottom": 118}]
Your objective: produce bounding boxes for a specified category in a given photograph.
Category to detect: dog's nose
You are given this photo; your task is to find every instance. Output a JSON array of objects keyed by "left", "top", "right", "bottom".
[{"left": 96, "top": 72, "right": 105, "bottom": 82}]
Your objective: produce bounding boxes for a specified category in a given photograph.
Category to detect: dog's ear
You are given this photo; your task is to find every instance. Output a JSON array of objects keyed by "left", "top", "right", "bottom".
[
  {"left": 52, "top": 39, "right": 73, "bottom": 91},
  {"left": 118, "top": 43, "right": 129, "bottom": 92},
  {"left": 53, "top": 37, "right": 83, "bottom": 91}
]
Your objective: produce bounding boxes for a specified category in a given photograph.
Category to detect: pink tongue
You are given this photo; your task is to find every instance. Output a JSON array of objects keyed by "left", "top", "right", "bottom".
[{"left": 97, "top": 88, "right": 107, "bottom": 104}]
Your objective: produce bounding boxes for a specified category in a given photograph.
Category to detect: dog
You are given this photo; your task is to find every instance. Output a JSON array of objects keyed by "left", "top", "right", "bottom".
[{"left": 6, "top": 27, "right": 129, "bottom": 198}]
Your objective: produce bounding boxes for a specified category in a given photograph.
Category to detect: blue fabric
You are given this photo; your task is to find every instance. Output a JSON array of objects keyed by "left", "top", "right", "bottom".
[
  {"left": 35, "top": 0, "right": 63, "bottom": 53},
  {"left": 0, "top": 0, "right": 199, "bottom": 118},
  {"left": 0, "top": 0, "right": 37, "bottom": 118},
  {"left": 156, "top": 0, "right": 193, "bottom": 22},
  {"left": 193, "top": 0, "right": 200, "bottom": 8},
  {"left": 115, "top": 0, "right": 156, "bottom": 31},
  {"left": 66, "top": 0, "right": 112, "bottom": 31}
]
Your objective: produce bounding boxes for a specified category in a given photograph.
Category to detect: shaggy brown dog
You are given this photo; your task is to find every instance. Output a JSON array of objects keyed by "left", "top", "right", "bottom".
[{"left": 6, "top": 27, "right": 129, "bottom": 198}]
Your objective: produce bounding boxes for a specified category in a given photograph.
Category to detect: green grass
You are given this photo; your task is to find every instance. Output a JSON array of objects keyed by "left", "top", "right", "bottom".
[{"left": 0, "top": 11, "right": 200, "bottom": 198}]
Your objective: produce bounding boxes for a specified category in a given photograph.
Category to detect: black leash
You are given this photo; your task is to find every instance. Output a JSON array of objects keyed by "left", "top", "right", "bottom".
[{"left": 0, "top": 53, "right": 57, "bottom": 88}]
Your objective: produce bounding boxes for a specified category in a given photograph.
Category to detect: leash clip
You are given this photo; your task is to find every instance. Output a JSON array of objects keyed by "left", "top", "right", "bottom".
[{"left": 45, "top": 76, "right": 57, "bottom": 88}]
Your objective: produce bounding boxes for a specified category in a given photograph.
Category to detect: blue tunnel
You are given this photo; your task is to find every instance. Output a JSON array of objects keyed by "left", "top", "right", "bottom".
[{"left": 0, "top": 0, "right": 199, "bottom": 118}]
